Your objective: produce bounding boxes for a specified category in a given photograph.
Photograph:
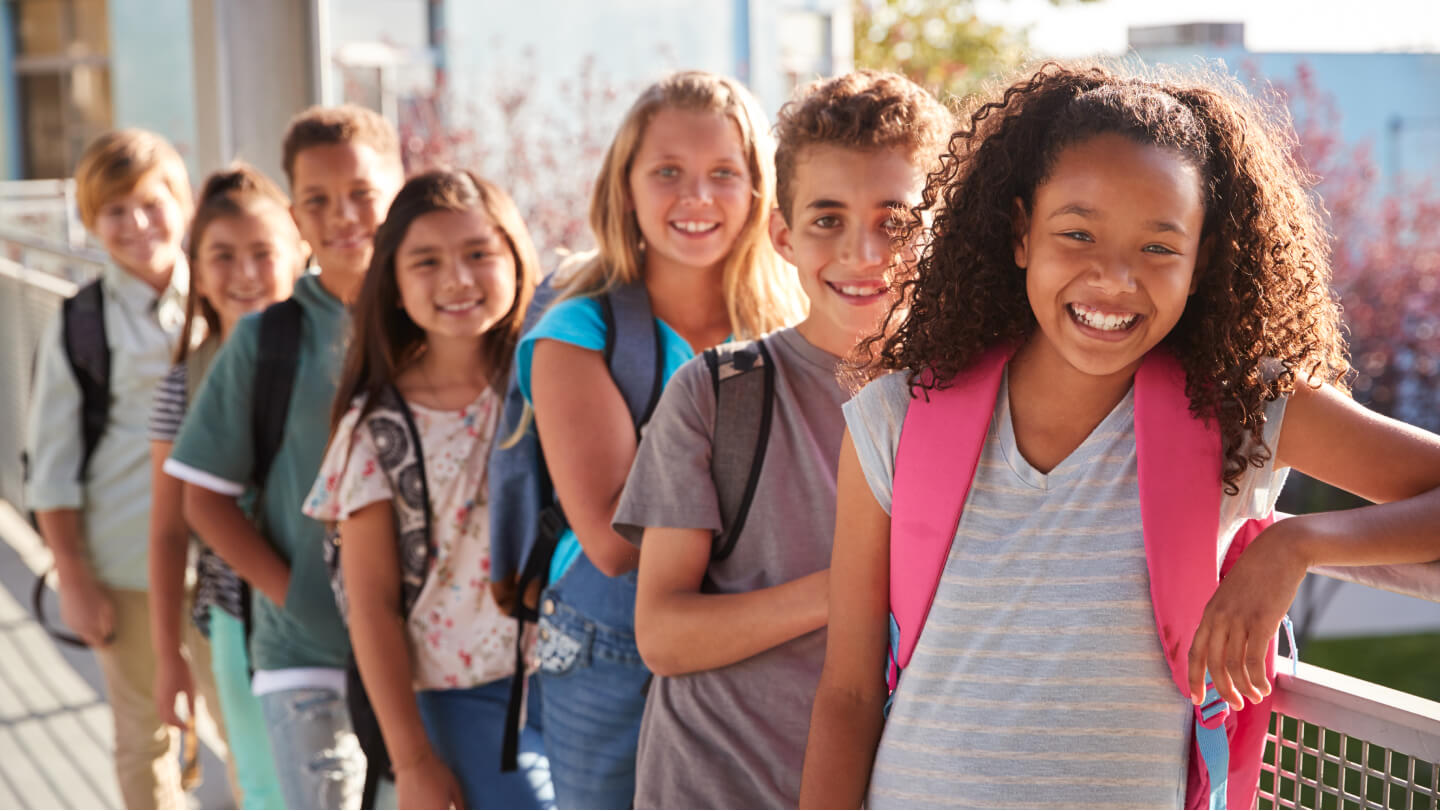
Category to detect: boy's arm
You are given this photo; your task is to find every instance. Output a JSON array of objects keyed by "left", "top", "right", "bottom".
[
  {"left": 181, "top": 485, "right": 290, "bottom": 605},
  {"left": 25, "top": 313, "right": 113, "bottom": 646},
  {"left": 800, "top": 431, "right": 890, "bottom": 808},
  {"left": 340, "top": 502, "right": 463, "bottom": 810},
  {"left": 1190, "top": 382, "right": 1441, "bottom": 709},
  {"left": 634, "top": 526, "right": 828, "bottom": 676},
  {"left": 166, "top": 319, "right": 289, "bottom": 604}
]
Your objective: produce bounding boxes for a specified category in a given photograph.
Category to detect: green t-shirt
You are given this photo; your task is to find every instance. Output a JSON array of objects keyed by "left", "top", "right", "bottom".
[{"left": 166, "top": 273, "right": 351, "bottom": 671}]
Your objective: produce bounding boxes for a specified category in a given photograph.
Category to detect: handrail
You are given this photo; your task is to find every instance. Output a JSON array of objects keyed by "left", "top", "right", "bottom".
[
  {"left": 0, "top": 255, "right": 81, "bottom": 297},
  {"left": 0, "top": 228, "right": 109, "bottom": 268},
  {"left": 1309, "top": 561, "right": 1440, "bottom": 603},
  {"left": 1271, "top": 655, "right": 1441, "bottom": 763}
]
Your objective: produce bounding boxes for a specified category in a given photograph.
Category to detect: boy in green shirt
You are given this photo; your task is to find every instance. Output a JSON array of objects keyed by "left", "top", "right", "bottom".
[{"left": 165, "top": 105, "right": 403, "bottom": 809}]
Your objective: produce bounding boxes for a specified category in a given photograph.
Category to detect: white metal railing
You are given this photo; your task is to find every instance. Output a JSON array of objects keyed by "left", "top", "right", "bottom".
[
  {"left": 1262, "top": 658, "right": 1440, "bottom": 809},
  {"left": 0, "top": 178, "right": 88, "bottom": 249}
]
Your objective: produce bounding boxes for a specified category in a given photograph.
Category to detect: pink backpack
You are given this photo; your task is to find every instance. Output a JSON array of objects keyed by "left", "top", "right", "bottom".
[{"left": 888, "top": 345, "right": 1276, "bottom": 810}]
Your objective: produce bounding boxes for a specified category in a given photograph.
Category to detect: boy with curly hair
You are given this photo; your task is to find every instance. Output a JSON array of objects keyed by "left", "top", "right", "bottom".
[{"left": 611, "top": 70, "right": 953, "bottom": 808}]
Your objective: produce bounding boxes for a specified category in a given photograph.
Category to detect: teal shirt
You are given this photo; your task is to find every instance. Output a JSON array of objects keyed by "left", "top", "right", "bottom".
[
  {"left": 166, "top": 274, "right": 351, "bottom": 671},
  {"left": 516, "top": 294, "right": 696, "bottom": 583}
]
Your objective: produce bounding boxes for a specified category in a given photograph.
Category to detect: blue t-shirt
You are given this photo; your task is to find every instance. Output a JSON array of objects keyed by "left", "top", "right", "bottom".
[{"left": 517, "top": 294, "right": 696, "bottom": 582}]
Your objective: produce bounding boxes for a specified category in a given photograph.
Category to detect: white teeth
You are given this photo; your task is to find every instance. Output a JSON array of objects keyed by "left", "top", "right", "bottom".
[
  {"left": 1069, "top": 303, "right": 1139, "bottom": 331},
  {"left": 438, "top": 300, "right": 480, "bottom": 313},
  {"left": 672, "top": 221, "right": 718, "bottom": 234},
  {"left": 834, "top": 282, "right": 885, "bottom": 297}
]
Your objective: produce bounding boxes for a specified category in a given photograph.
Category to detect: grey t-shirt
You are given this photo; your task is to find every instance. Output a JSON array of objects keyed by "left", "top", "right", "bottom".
[
  {"left": 613, "top": 326, "right": 847, "bottom": 809},
  {"left": 847, "top": 369, "right": 1289, "bottom": 809}
]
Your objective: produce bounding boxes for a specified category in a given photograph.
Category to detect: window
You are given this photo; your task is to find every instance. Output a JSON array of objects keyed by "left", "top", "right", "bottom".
[{"left": 12, "top": 0, "right": 114, "bottom": 179}]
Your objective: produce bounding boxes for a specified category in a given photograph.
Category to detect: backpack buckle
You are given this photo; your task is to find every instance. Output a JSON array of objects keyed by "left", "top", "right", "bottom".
[
  {"left": 1197, "top": 680, "right": 1230, "bottom": 729},
  {"left": 537, "top": 505, "right": 567, "bottom": 543}
]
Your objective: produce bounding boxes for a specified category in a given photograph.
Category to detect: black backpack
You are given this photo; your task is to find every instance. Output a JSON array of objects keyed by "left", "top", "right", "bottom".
[{"left": 25, "top": 280, "right": 111, "bottom": 647}]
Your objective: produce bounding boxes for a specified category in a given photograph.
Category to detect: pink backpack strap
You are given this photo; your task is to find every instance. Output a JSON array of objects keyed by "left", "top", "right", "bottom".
[
  {"left": 888, "top": 345, "right": 1013, "bottom": 690},
  {"left": 1137, "top": 353, "right": 1280, "bottom": 810}
]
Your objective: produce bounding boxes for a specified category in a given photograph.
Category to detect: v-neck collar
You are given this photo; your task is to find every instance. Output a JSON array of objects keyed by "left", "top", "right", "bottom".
[{"left": 994, "top": 366, "right": 1135, "bottom": 491}]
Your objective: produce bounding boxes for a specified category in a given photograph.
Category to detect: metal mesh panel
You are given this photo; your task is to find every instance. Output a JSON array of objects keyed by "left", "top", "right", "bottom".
[{"left": 1261, "top": 711, "right": 1440, "bottom": 809}]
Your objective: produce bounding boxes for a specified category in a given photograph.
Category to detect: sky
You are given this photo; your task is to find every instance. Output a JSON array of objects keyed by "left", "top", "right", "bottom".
[{"left": 972, "top": 0, "right": 1441, "bottom": 57}]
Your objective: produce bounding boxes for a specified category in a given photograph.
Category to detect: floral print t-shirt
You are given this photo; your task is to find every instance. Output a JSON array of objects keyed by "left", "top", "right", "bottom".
[{"left": 304, "top": 388, "right": 526, "bottom": 690}]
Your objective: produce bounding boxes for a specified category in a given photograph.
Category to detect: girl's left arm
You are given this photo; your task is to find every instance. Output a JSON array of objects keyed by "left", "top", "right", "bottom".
[{"left": 1189, "top": 382, "right": 1440, "bottom": 709}]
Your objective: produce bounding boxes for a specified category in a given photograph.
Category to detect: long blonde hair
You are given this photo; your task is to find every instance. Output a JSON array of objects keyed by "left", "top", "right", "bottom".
[{"left": 559, "top": 70, "right": 805, "bottom": 337}]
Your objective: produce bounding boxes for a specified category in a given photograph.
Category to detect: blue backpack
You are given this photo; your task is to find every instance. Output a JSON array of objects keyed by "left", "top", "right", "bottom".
[{"left": 487, "top": 276, "right": 663, "bottom": 770}]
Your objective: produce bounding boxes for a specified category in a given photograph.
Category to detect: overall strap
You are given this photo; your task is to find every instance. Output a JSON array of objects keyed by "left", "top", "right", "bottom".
[
  {"left": 60, "top": 279, "right": 110, "bottom": 481},
  {"left": 704, "top": 340, "right": 776, "bottom": 566},
  {"left": 599, "top": 281, "right": 664, "bottom": 431},
  {"left": 888, "top": 345, "right": 1013, "bottom": 690},
  {"left": 251, "top": 298, "right": 303, "bottom": 489}
]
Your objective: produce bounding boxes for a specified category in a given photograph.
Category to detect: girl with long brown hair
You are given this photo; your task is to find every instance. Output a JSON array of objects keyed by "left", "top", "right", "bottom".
[
  {"left": 147, "top": 162, "right": 302, "bottom": 809},
  {"left": 304, "top": 169, "right": 549, "bottom": 809}
]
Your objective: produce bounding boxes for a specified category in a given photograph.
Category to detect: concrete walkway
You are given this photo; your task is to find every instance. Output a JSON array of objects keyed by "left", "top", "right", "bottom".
[{"left": 0, "top": 501, "right": 233, "bottom": 810}]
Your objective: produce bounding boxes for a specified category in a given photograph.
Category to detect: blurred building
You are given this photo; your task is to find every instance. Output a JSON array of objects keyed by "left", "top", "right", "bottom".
[
  {"left": 1129, "top": 21, "right": 1440, "bottom": 187},
  {"left": 0, "top": 0, "right": 852, "bottom": 185}
]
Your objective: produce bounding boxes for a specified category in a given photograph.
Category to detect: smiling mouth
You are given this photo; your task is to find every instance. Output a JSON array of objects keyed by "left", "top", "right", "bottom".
[
  {"left": 328, "top": 234, "right": 371, "bottom": 251},
  {"left": 437, "top": 298, "right": 483, "bottom": 314},
  {"left": 827, "top": 280, "right": 887, "bottom": 300},
  {"left": 671, "top": 220, "right": 720, "bottom": 235},
  {"left": 1067, "top": 302, "right": 1141, "bottom": 332}
]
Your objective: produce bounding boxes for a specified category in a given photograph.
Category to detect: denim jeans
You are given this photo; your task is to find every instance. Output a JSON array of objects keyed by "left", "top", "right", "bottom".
[
  {"left": 258, "top": 686, "right": 365, "bottom": 809},
  {"left": 412, "top": 678, "right": 554, "bottom": 809},
  {"left": 208, "top": 608, "right": 285, "bottom": 809},
  {"left": 534, "top": 556, "right": 650, "bottom": 809}
]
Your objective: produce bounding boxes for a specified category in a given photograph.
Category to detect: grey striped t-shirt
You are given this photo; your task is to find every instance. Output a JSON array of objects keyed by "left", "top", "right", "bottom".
[{"left": 845, "top": 369, "right": 1288, "bottom": 810}]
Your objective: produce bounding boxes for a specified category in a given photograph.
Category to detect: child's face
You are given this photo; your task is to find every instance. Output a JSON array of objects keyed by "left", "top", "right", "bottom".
[
  {"left": 290, "top": 143, "right": 402, "bottom": 278},
  {"left": 770, "top": 144, "right": 924, "bottom": 354},
  {"left": 394, "top": 208, "right": 518, "bottom": 345},
  {"left": 196, "top": 210, "right": 305, "bottom": 336},
  {"left": 92, "top": 171, "right": 186, "bottom": 282},
  {"left": 1014, "top": 133, "right": 1204, "bottom": 379},
  {"left": 628, "top": 108, "right": 753, "bottom": 276}
]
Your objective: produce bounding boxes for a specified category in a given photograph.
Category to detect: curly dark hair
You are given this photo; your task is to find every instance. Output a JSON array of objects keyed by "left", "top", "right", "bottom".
[{"left": 856, "top": 61, "right": 1350, "bottom": 491}]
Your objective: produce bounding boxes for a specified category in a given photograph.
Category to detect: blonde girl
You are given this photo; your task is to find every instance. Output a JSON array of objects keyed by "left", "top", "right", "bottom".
[{"left": 513, "top": 70, "right": 804, "bottom": 808}]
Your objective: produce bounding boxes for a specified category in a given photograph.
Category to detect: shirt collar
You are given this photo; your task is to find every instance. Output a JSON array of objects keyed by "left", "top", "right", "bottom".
[{"left": 102, "top": 257, "right": 190, "bottom": 331}]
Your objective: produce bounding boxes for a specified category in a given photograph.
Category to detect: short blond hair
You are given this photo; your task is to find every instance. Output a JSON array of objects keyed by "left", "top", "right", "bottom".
[{"left": 74, "top": 129, "right": 193, "bottom": 229}]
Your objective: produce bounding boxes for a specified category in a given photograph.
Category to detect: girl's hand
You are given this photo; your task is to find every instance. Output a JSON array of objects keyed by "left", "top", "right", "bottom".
[
  {"left": 1187, "top": 520, "right": 1309, "bottom": 711},
  {"left": 153, "top": 652, "right": 196, "bottom": 729},
  {"left": 394, "top": 750, "right": 464, "bottom": 810}
]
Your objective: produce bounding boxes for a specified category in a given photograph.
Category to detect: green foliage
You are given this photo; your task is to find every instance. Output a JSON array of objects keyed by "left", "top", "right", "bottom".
[
  {"left": 852, "top": 0, "right": 1094, "bottom": 103},
  {"left": 1303, "top": 632, "right": 1440, "bottom": 701}
]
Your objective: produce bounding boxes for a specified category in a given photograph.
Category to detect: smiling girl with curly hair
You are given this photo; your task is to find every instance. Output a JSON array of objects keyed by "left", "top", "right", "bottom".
[{"left": 801, "top": 62, "right": 1439, "bottom": 809}]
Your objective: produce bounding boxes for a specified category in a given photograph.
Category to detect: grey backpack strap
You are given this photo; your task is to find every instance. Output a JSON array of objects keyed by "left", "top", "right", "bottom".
[
  {"left": 599, "top": 281, "right": 664, "bottom": 431},
  {"left": 705, "top": 339, "right": 776, "bottom": 564}
]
